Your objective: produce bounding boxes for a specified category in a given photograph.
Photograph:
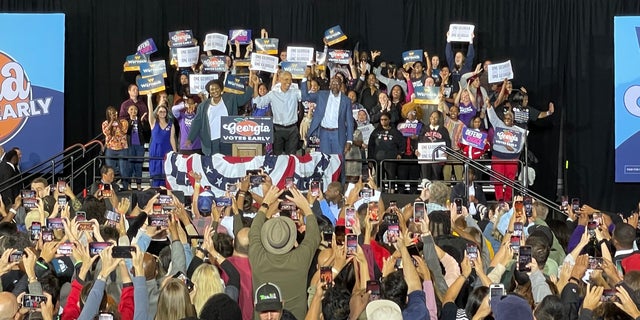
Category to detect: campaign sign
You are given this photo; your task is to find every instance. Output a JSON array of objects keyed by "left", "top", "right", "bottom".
[
  {"left": 397, "top": 122, "right": 423, "bottom": 137},
  {"left": 202, "top": 56, "right": 228, "bottom": 73},
  {"left": 447, "top": 24, "right": 475, "bottom": 42},
  {"left": 460, "top": 127, "right": 487, "bottom": 149},
  {"left": 0, "top": 14, "right": 64, "bottom": 169},
  {"left": 402, "top": 50, "right": 423, "bottom": 64},
  {"left": 250, "top": 53, "right": 279, "bottom": 73},
  {"left": 137, "top": 38, "right": 157, "bottom": 55},
  {"left": 413, "top": 86, "right": 440, "bottom": 105},
  {"left": 614, "top": 17, "right": 640, "bottom": 182},
  {"left": 286, "top": 46, "right": 315, "bottom": 64},
  {"left": 229, "top": 29, "right": 252, "bottom": 45},
  {"left": 189, "top": 74, "right": 218, "bottom": 95},
  {"left": 327, "top": 49, "right": 352, "bottom": 64},
  {"left": 136, "top": 74, "right": 165, "bottom": 95},
  {"left": 493, "top": 127, "right": 523, "bottom": 150},
  {"left": 176, "top": 46, "right": 200, "bottom": 68},
  {"left": 324, "top": 25, "right": 348, "bottom": 46},
  {"left": 139, "top": 60, "right": 167, "bottom": 78},
  {"left": 281, "top": 62, "right": 306, "bottom": 79},
  {"left": 255, "top": 38, "right": 279, "bottom": 55},
  {"left": 168, "top": 30, "right": 195, "bottom": 48},
  {"left": 221, "top": 116, "right": 273, "bottom": 143},
  {"left": 417, "top": 142, "right": 447, "bottom": 161},
  {"left": 224, "top": 75, "right": 246, "bottom": 94},
  {"left": 487, "top": 60, "right": 514, "bottom": 83},
  {"left": 124, "top": 53, "right": 148, "bottom": 72},
  {"left": 203, "top": 33, "right": 228, "bottom": 52}
]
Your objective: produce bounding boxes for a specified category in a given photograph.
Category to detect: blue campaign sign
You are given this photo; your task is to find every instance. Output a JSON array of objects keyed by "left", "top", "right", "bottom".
[
  {"left": 0, "top": 13, "right": 65, "bottom": 169},
  {"left": 614, "top": 17, "right": 640, "bottom": 182}
]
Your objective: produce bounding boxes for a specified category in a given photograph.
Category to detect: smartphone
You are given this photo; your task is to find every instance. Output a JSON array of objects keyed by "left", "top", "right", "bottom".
[
  {"left": 368, "top": 201, "right": 379, "bottom": 222},
  {"left": 360, "top": 188, "right": 373, "bottom": 199},
  {"left": 30, "top": 222, "right": 41, "bottom": 241},
  {"left": 21, "top": 189, "right": 37, "bottom": 209},
  {"left": 112, "top": 246, "right": 136, "bottom": 258},
  {"left": 389, "top": 200, "right": 397, "bottom": 210},
  {"left": 561, "top": 196, "right": 569, "bottom": 212},
  {"left": 148, "top": 214, "right": 170, "bottom": 227},
  {"left": 616, "top": 260, "right": 625, "bottom": 277},
  {"left": 22, "top": 294, "right": 47, "bottom": 309},
  {"left": 89, "top": 242, "right": 112, "bottom": 257},
  {"left": 518, "top": 245, "right": 532, "bottom": 272},
  {"left": 589, "top": 256, "right": 603, "bottom": 270},
  {"left": 9, "top": 250, "right": 23, "bottom": 263},
  {"left": 361, "top": 163, "right": 370, "bottom": 181},
  {"left": 387, "top": 216, "right": 399, "bottom": 244},
  {"left": 102, "top": 183, "right": 112, "bottom": 197},
  {"left": 320, "top": 266, "right": 333, "bottom": 286},
  {"left": 152, "top": 203, "right": 162, "bottom": 214},
  {"left": 322, "top": 231, "right": 333, "bottom": 246},
  {"left": 513, "top": 222, "right": 524, "bottom": 237},
  {"left": 57, "top": 242, "right": 73, "bottom": 256},
  {"left": 47, "top": 218, "right": 64, "bottom": 230},
  {"left": 413, "top": 202, "right": 425, "bottom": 222},
  {"left": 407, "top": 244, "right": 420, "bottom": 257},
  {"left": 466, "top": 243, "right": 478, "bottom": 261},
  {"left": 216, "top": 197, "right": 232, "bottom": 207},
  {"left": 346, "top": 234, "right": 358, "bottom": 256},
  {"left": 157, "top": 188, "right": 168, "bottom": 195},
  {"left": 366, "top": 280, "right": 381, "bottom": 301},
  {"left": 395, "top": 257, "right": 403, "bottom": 269},
  {"left": 78, "top": 221, "right": 94, "bottom": 231},
  {"left": 489, "top": 283, "right": 505, "bottom": 301},
  {"left": 105, "top": 210, "right": 120, "bottom": 223},
  {"left": 57, "top": 180, "right": 67, "bottom": 193},
  {"left": 310, "top": 180, "right": 321, "bottom": 196},
  {"left": 523, "top": 196, "right": 533, "bottom": 217},
  {"left": 514, "top": 201, "right": 524, "bottom": 214},
  {"left": 601, "top": 289, "right": 618, "bottom": 302},
  {"left": 98, "top": 313, "right": 114, "bottom": 320},
  {"left": 173, "top": 271, "right": 195, "bottom": 292},
  {"left": 510, "top": 235, "right": 521, "bottom": 250},
  {"left": 572, "top": 198, "right": 580, "bottom": 212},
  {"left": 75, "top": 211, "right": 86, "bottom": 222},
  {"left": 454, "top": 198, "right": 463, "bottom": 214},
  {"left": 188, "top": 235, "right": 205, "bottom": 248},
  {"left": 588, "top": 221, "right": 597, "bottom": 237},
  {"left": 345, "top": 207, "right": 356, "bottom": 229},
  {"left": 225, "top": 183, "right": 238, "bottom": 193},
  {"left": 335, "top": 226, "right": 346, "bottom": 246},
  {"left": 285, "top": 177, "right": 294, "bottom": 189},
  {"left": 57, "top": 195, "right": 67, "bottom": 207},
  {"left": 158, "top": 195, "right": 173, "bottom": 204},
  {"left": 41, "top": 229, "right": 54, "bottom": 242},
  {"left": 592, "top": 212, "right": 602, "bottom": 226}
]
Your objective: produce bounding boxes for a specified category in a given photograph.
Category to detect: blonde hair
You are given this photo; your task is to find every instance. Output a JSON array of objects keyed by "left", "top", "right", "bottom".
[
  {"left": 191, "top": 263, "right": 225, "bottom": 315},
  {"left": 156, "top": 278, "right": 196, "bottom": 320},
  {"left": 428, "top": 182, "right": 451, "bottom": 206}
]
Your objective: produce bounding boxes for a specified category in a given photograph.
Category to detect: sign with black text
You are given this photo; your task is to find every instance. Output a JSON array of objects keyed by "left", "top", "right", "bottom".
[
  {"left": 447, "top": 24, "right": 475, "bottom": 42},
  {"left": 189, "top": 74, "right": 218, "bottom": 94},
  {"left": 286, "top": 46, "right": 315, "bottom": 64},
  {"left": 204, "top": 33, "right": 228, "bottom": 52},
  {"left": 221, "top": 116, "right": 273, "bottom": 143},
  {"left": 250, "top": 53, "right": 279, "bottom": 73},
  {"left": 176, "top": 46, "right": 200, "bottom": 68},
  {"left": 487, "top": 60, "right": 514, "bottom": 83}
]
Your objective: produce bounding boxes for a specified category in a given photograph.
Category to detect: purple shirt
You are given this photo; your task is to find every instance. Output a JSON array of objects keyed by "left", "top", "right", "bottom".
[
  {"left": 172, "top": 103, "right": 201, "bottom": 150},
  {"left": 120, "top": 98, "right": 148, "bottom": 119},
  {"left": 458, "top": 101, "right": 477, "bottom": 127}
]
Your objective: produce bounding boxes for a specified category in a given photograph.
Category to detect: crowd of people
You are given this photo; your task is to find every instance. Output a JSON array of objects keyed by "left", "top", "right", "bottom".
[
  {"left": 104, "top": 27, "right": 554, "bottom": 199},
  {"left": 5, "top": 26, "right": 638, "bottom": 320},
  {"left": 1, "top": 165, "right": 640, "bottom": 320}
]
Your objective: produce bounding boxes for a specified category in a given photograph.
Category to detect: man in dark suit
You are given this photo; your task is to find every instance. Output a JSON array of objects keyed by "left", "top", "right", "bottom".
[
  {"left": 301, "top": 76, "right": 354, "bottom": 155},
  {"left": 450, "top": 167, "right": 487, "bottom": 218},
  {"left": 0, "top": 149, "right": 20, "bottom": 207}
]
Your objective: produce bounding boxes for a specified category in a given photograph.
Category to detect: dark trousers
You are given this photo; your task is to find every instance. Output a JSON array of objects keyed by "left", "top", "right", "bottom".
[{"left": 273, "top": 125, "right": 299, "bottom": 155}]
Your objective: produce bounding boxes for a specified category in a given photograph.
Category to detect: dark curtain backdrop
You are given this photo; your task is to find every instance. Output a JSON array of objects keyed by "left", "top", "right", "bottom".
[{"left": 2, "top": 0, "right": 639, "bottom": 212}]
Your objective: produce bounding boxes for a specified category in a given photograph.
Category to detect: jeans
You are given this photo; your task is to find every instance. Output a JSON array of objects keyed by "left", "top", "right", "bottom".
[
  {"left": 105, "top": 148, "right": 129, "bottom": 189},
  {"left": 128, "top": 144, "right": 145, "bottom": 187}
]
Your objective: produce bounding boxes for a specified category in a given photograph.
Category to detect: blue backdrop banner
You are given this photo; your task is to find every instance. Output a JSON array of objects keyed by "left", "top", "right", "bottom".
[
  {"left": 614, "top": 17, "right": 640, "bottom": 182},
  {"left": 0, "top": 13, "right": 65, "bottom": 169}
]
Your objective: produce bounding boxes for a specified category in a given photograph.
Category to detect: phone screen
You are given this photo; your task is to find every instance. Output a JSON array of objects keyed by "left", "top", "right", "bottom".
[
  {"left": 387, "top": 222, "right": 399, "bottom": 244},
  {"left": 454, "top": 198, "right": 463, "bottom": 214},
  {"left": 346, "top": 234, "right": 358, "bottom": 256},
  {"left": 334, "top": 226, "right": 346, "bottom": 246},
  {"left": 320, "top": 266, "right": 333, "bottom": 285},
  {"left": 413, "top": 202, "right": 425, "bottom": 222},
  {"left": 368, "top": 201, "right": 379, "bottom": 221},
  {"left": 173, "top": 271, "right": 195, "bottom": 292},
  {"left": 30, "top": 222, "right": 41, "bottom": 241},
  {"left": 323, "top": 231, "right": 333, "bottom": 245},
  {"left": 510, "top": 235, "right": 521, "bottom": 250},
  {"left": 57, "top": 242, "right": 73, "bottom": 256},
  {"left": 89, "top": 242, "right": 112, "bottom": 257},
  {"left": 466, "top": 243, "right": 478, "bottom": 260},
  {"left": 366, "top": 280, "right": 381, "bottom": 301},
  {"left": 310, "top": 180, "right": 321, "bottom": 196},
  {"left": 519, "top": 246, "right": 532, "bottom": 272},
  {"left": 572, "top": 198, "right": 580, "bottom": 212},
  {"left": 285, "top": 177, "right": 294, "bottom": 189},
  {"left": 513, "top": 222, "right": 524, "bottom": 237},
  {"left": 514, "top": 201, "right": 524, "bottom": 214},
  {"left": 57, "top": 180, "right": 67, "bottom": 193},
  {"left": 523, "top": 196, "right": 533, "bottom": 217},
  {"left": 490, "top": 285, "right": 505, "bottom": 300},
  {"left": 345, "top": 207, "right": 356, "bottom": 229},
  {"left": 22, "top": 294, "right": 47, "bottom": 309}
]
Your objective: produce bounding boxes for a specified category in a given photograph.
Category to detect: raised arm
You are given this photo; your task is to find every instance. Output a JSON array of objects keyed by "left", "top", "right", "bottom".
[{"left": 147, "top": 94, "right": 156, "bottom": 128}]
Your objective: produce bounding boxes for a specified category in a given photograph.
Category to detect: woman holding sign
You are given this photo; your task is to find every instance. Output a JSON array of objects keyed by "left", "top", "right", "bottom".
[
  {"left": 486, "top": 98, "right": 526, "bottom": 201},
  {"left": 148, "top": 94, "right": 177, "bottom": 187}
]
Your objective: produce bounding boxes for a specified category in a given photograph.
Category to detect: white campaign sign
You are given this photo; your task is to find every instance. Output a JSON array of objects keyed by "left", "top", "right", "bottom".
[
  {"left": 487, "top": 60, "right": 514, "bottom": 83},
  {"left": 204, "top": 33, "right": 228, "bottom": 52},
  {"left": 250, "top": 53, "right": 279, "bottom": 73},
  {"left": 176, "top": 46, "right": 200, "bottom": 67},
  {"left": 417, "top": 142, "right": 446, "bottom": 161},
  {"left": 286, "top": 46, "right": 315, "bottom": 64},
  {"left": 189, "top": 74, "right": 219, "bottom": 94},
  {"left": 448, "top": 24, "right": 475, "bottom": 42}
]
